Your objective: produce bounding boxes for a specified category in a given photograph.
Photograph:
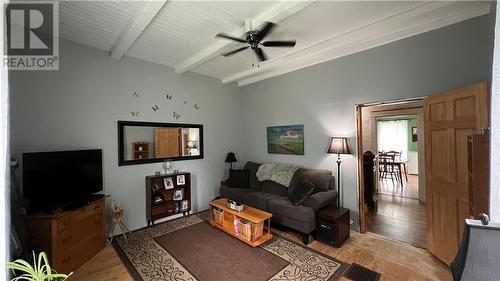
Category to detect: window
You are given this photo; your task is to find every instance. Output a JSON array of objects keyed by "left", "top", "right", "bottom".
[{"left": 377, "top": 119, "right": 408, "bottom": 160}]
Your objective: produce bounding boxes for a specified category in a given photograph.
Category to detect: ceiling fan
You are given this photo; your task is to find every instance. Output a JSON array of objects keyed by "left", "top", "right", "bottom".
[{"left": 216, "top": 21, "right": 296, "bottom": 62}]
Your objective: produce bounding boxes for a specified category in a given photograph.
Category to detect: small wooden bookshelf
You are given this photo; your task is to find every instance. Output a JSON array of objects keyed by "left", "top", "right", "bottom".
[
  {"left": 133, "top": 142, "right": 149, "bottom": 160},
  {"left": 146, "top": 172, "right": 191, "bottom": 226}
]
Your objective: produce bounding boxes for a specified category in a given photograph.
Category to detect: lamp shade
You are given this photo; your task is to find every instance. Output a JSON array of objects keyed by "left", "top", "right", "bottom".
[
  {"left": 225, "top": 152, "right": 237, "bottom": 163},
  {"left": 451, "top": 219, "right": 500, "bottom": 280},
  {"left": 186, "top": 141, "right": 196, "bottom": 149},
  {"left": 327, "top": 137, "right": 350, "bottom": 154}
]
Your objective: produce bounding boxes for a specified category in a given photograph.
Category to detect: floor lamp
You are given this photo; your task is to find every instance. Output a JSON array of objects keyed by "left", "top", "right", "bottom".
[{"left": 328, "top": 137, "right": 351, "bottom": 207}]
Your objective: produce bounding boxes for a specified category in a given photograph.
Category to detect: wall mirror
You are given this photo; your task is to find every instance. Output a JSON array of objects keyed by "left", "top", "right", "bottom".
[{"left": 118, "top": 121, "right": 203, "bottom": 166}]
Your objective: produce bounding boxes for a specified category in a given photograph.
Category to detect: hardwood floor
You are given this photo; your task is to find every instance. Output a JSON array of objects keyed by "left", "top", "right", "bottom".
[
  {"left": 379, "top": 174, "right": 419, "bottom": 199},
  {"left": 284, "top": 231, "right": 451, "bottom": 281},
  {"left": 71, "top": 227, "right": 450, "bottom": 281},
  {"left": 366, "top": 194, "right": 426, "bottom": 248},
  {"left": 70, "top": 246, "right": 132, "bottom": 281},
  {"left": 367, "top": 174, "right": 427, "bottom": 247}
]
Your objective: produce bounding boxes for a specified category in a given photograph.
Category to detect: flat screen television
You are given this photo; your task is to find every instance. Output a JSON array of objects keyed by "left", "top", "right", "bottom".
[{"left": 23, "top": 149, "right": 103, "bottom": 214}]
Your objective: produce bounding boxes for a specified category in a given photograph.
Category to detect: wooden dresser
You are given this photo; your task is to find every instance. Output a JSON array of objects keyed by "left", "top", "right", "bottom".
[{"left": 25, "top": 197, "right": 106, "bottom": 274}]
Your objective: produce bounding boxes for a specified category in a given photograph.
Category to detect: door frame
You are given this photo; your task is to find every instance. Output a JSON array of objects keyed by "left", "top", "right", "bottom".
[{"left": 356, "top": 98, "right": 427, "bottom": 234}]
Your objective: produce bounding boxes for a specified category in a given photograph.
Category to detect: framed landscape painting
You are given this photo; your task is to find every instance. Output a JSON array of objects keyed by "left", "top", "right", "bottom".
[{"left": 267, "top": 125, "right": 304, "bottom": 155}]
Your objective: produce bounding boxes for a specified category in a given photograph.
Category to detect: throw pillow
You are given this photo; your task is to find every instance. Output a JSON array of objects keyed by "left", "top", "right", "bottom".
[
  {"left": 287, "top": 168, "right": 305, "bottom": 197},
  {"left": 244, "top": 161, "right": 262, "bottom": 190},
  {"left": 289, "top": 176, "right": 316, "bottom": 206},
  {"left": 228, "top": 169, "right": 250, "bottom": 188},
  {"left": 302, "top": 170, "right": 332, "bottom": 192}
]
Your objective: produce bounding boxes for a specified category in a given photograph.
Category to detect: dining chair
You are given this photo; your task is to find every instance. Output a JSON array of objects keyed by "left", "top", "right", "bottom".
[
  {"left": 378, "top": 152, "right": 401, "bottom": 186},
  {"left": 379, "top": 154, "right": 395, "bottom": 180},
  {"left": 386, "top": 150, "right": 402, "bottom": 161},
  {"left": 387, "top": 150, "right": 407, "bottom": 183}
]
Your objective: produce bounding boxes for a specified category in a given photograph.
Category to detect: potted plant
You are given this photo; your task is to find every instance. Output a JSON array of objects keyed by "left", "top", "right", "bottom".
[{"left": 7, "top": 251, "right": 72, "bottom": 281}]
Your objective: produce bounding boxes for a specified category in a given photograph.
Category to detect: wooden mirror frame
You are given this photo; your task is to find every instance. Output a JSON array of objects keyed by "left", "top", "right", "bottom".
[{"left": 117, "top": 120, "right": 204, "bottom": 166}]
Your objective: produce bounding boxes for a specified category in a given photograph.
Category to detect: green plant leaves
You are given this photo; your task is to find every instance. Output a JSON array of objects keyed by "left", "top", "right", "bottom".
[{"left": 6, "top": 251, "right": 72, "bottom": 281}]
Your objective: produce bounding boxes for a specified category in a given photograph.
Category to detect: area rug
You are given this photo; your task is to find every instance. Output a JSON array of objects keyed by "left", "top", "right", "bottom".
[{"left": 112, "top": 211, "right": 349, "bottom": 281}]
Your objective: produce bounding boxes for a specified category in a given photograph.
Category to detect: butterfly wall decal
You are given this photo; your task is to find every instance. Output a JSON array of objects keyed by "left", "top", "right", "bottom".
[
  {"left": 131, "top": 111, "right": 139, "bottom": 117},
  {"left": 152, "top": 105, "right": 159, "bottom": 111},
  {"left": 166, "top": 94, "right": 173, "bottom": 100},
  {"left": 132, "top": 92, "right": 139, "bottom": 97},
  {"left": 194, "top": 104, "right": 199, "bottom": 110},
  {"left": 173, "top": 112, "right": 181, "bottom": 119}
]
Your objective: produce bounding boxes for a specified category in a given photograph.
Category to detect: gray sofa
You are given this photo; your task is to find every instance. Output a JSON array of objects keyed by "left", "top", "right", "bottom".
[{"left": 219, "top": 161, "right": 337, "bottom": 244}]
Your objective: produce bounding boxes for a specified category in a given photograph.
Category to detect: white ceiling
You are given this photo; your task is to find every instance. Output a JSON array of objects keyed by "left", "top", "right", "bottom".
[{"left": 58, "top": 1, "right": 491, "bottom": 86}]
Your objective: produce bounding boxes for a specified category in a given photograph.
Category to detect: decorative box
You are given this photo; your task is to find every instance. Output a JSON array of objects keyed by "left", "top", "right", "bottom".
[{"left": 227, "top": 200, "right": 244, "bottom": 212}]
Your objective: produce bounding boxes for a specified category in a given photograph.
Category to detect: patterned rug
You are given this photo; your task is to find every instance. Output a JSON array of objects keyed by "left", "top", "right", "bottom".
[{"left": 112, "top": 211, "right": 349, "bottom": 281}]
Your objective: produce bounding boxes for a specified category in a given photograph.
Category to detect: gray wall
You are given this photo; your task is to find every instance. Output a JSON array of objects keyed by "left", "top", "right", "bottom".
[
  {"left": 9, "top": 39, "right": 242, "bottom": 231},
  {"left": 9, "top": 15, "right": 493, "bottom": 232},
  {"left": 239, "top": 15, "right": 493, "bottom": 229}
]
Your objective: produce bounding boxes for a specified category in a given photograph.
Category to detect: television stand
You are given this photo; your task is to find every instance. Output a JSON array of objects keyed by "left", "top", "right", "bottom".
[
  {"left": 90, "top": 193, "right": 106, "bottom": 200},
  {"left": 25, "top": 195, "right": 108, "bottom": 274},
  {"left": 61, "top": 194, "right": 107, "bottom": 211},
  {"left": 61, "top": 200, "right": 88, "bottom": 211}
]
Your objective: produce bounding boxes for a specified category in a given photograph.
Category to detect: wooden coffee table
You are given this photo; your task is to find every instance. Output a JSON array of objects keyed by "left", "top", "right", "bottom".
[{"left": 209, "top": 198, "right": 272, "bottom": 247}]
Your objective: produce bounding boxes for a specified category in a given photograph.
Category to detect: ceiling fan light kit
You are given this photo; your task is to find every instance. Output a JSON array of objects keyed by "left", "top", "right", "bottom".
[{"left": 216, "top": 21, "right": 296, "bottom": 62}]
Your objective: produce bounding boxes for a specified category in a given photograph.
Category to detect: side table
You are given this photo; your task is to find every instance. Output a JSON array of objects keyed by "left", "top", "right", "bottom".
[{"left": 315, "top": 206, "right": 350, "bottom": 247}]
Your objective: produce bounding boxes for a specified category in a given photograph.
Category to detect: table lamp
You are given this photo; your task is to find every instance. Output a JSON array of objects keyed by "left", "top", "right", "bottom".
[
  {"left": 327, "top": 137, "right": 351, "bottom": 207},
  {"left": 186, "top": 141, "right": 196, "bottom": 155},
  {"left": 225, "top": 152, "right": 237, "bottom": 169},
  {"left": 452, "top": 215, "right": 500, "bottom": 280}
]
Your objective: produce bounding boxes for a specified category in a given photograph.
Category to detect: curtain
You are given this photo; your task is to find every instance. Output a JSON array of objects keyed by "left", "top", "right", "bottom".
[{"left": 377, "top": 120, "right": 408, "bottom": 160}]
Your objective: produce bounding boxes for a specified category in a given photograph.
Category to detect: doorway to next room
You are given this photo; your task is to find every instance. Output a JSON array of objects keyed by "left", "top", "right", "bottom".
[{"left": 356, "top": 100, "right": 427, "bottom": 248}]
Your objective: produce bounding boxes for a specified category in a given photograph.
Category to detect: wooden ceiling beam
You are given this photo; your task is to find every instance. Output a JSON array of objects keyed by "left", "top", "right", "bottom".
[{"left": 110, "top": 0, "right": 167, "bottom": 60}]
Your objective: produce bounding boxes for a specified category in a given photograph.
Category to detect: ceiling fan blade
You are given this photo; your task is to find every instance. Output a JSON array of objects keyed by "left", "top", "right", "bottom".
[
  {"left": 215, "top": 33, "right": 247, "bottom": 43},
  {"left": 254, "top": 48, "right": 267, "bottom": 62},
  {"left": 222, "top": 46, "right": 249, "bottom": 57},
  {"left": 257, "top": 22, "right": 276, "bottom": 39},
  {"left": 262, "top": 40, "right": 296, "bottom": 47}
]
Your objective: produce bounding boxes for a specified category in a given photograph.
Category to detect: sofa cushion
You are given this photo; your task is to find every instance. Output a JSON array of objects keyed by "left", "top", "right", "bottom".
[
  {"left": 268, "top": 197, "right": 315, "bottom": 222},
  {"left": 219, "top": 187, "right": 254, "bottom": 203},
  {"left": 302, "top": 169, "right": 333, "bottom": 192},
  {"left": 289, "top": 176, "right": 316, "bottom": 206},
  {"left": 243, "top": 192, "right": 282, "bottom": 211},
  {"left": 286, "top": 168, "right": 305, "bottom": 197},
  {"left": 244, "top": 161, "right": 262, "bottom": 190},
  {"left": 271, "top": 213, "right": 316, "bottom": 234},
  {"left": 228, "top": 169, "right": 249, "bottom": 188},
  {"left": 302, "top": 190, "right": 337, "bottom": 211},
  {"left": 261, "top": 181, "right": 287, "bottom": 196}
]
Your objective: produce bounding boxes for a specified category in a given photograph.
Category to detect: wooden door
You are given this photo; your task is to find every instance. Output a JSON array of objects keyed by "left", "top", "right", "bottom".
[
  {"left": 425, "top": 82, "right": 489, "bottom": 264},
  {"left": 155, "top": 128, "right": 180, "bottom": 158}
]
